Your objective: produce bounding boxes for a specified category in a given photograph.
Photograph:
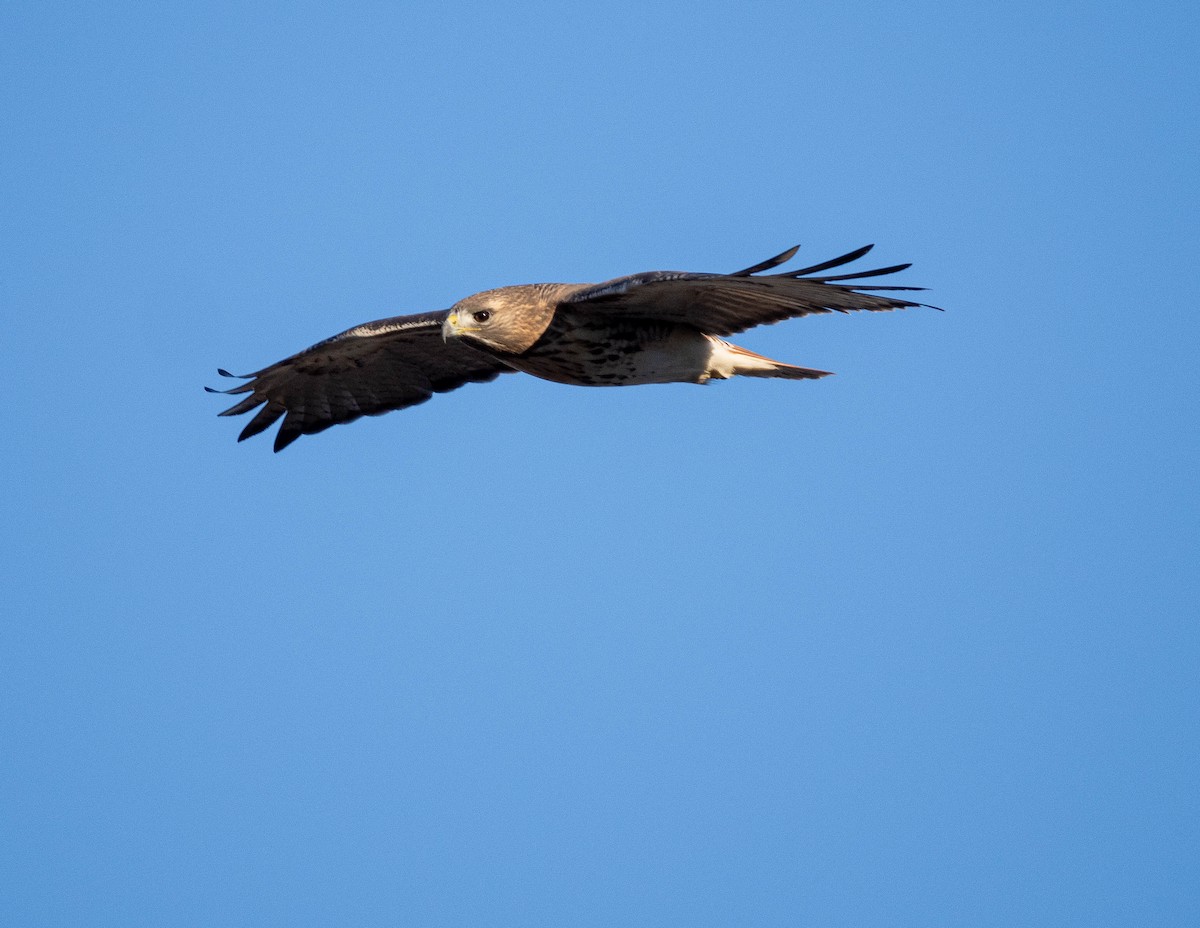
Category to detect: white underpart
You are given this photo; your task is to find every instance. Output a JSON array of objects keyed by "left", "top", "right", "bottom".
[{"left": 611, "top": 328, "right": 718, "bottom": 384}]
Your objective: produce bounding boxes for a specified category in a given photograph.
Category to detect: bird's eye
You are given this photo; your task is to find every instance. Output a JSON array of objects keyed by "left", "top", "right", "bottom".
[{"left": 472, "top": 310, "right": 492, "bottom": 323}]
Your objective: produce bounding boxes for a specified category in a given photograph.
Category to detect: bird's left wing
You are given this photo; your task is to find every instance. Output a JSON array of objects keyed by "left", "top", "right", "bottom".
[
  {"left": 207, "top": 311, "right": 516, "bottom": 451},
  {"left": 563, "top": 244, "right": 935, "bottom": 336}
]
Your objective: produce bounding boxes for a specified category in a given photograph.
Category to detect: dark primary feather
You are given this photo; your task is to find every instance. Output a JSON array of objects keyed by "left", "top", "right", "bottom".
[
  {"left": 565, "top": 244, "right": 936, "bottom": 336},
  {"left": 205, "top": 311, "right": 513, "bottom": 452}
]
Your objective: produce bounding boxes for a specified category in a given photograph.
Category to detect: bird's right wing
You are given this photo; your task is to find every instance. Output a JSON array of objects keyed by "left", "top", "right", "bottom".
[
  {"left": 206, "top": 311, "right": 516, "bottom": 452},
  {"left": 563, "top": 244, "right": 936, "bottom": 336}
]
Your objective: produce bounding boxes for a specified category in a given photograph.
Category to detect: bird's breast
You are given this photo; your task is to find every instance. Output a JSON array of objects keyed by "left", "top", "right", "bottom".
[{"left": 505, "top": 312, "right": 714, "bottom": 387}]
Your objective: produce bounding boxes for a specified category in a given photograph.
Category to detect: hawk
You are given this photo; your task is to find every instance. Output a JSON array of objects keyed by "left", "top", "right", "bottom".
[{"left": 208, "top": 243, "right": 935, "bottom": 451}]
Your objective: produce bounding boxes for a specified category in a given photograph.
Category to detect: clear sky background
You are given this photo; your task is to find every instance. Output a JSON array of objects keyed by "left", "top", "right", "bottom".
[{"left": 3, "top": 1, "right": 1197, "bottom": 925}]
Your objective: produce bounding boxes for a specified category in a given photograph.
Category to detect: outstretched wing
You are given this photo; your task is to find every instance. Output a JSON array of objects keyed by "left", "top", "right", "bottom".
[
  {"left": 563, "top": 244, "right": 936, "bottom": 336},
  {"left": 207, "top": 311, "right": 515, "bottom": 452}
]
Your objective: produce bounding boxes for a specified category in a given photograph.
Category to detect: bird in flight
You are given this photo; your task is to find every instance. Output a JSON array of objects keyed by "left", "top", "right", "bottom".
[{"left": 208, "top": 243, "right": 935, "bottom": 451}]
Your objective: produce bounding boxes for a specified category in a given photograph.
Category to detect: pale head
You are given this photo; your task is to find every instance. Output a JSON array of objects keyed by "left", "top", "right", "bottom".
[{"left": 442, "top": 285, "right": 559, "bottom": 355}]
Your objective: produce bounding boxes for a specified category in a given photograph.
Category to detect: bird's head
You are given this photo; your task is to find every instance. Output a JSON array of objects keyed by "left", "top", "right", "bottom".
[{"left": 443, "top": 286, "right": 555, "bottom": 355}]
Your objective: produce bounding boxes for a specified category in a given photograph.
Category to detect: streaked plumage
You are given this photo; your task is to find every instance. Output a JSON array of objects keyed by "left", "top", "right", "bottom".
[{"left": 208, "top": 243, "right": 936, "bottom": 451}]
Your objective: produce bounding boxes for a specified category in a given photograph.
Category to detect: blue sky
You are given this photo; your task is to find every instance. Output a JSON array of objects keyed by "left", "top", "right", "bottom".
[{"left": 3, "top": 1, "right": 1197, "bottom": 925}]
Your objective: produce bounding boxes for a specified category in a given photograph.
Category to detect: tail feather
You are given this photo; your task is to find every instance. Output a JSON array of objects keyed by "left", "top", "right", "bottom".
[
  {"left": 709, "top": 339, "right": 832, "bottom": 380},
  {"left": 751, "top": 360, "right": 833, "bottom": 380}
]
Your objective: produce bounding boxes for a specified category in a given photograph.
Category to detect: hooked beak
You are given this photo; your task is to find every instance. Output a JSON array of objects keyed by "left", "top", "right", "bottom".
[{"left": 443, "top": 311, "right": 480, "bottom": 343}]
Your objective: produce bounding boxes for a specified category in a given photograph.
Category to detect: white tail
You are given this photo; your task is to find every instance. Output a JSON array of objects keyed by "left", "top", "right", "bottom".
[{"left": 706, "top": 338, "right": 832, "bottom": 381}]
